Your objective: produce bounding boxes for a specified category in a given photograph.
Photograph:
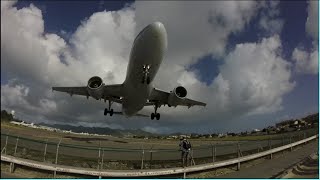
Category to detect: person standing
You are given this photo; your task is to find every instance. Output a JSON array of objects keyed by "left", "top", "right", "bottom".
[{"left": 179, "top": 137, "right": 192, "bottom": 167}]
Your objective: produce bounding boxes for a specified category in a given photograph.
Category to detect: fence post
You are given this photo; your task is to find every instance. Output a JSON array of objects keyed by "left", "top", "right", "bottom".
[
  {"left": 211, "top": 144, "right": 214, "bottom": 163},
  {"left": 43, "top": 139, "right": 48, "bottom": 162},
  {"left": 14, "top": 137, "right": 19, "bottom": 156},
  {"left": 299, "top": 133, "right": 302, "bottom": 140},
  {"left": 268, "top": 138, "right": 271, "bottom": 150},
  {"left": 237, "top": 143, "right": 240, "bottom": 171},
  {"left": 97, "top": 141, "right": 101, "bottom": 170},
  {"left": 238, "top": 142, "right": 243, "bottom": 157},
  {"left": 282, "top": 136, "right": 285, "bottom": 154},
  {"left": 258, "top": 144, "right": 263, "bottom": 153},
  {"left": 101, "top": 148, "right": 104, "bottom": 170},
  {"left": 54, "top": 138, "right": 62, "bottom": 178},
  {"left": 214, "top": 146, "right": 216, "bottom": 163},
  {"left": 268, "top": 138, "right": 272, "bottom": 159},
  {"left": 290, "top": 136, "right": 293, "bottom": 151},
  {"left": 141, "top": 148, "right": 145, "bottom": 169},
  {"left": 150, "top": 150, "right": 153, "bottom": 169},
  {"left": 190, "top": 149, "right": 195, "bottom": 166},
  {"left": 3, "top": 135, "right": 8, "bottom": 154},
  {"left": 9, "top": 162, "right": 15, "bottom": 173}
]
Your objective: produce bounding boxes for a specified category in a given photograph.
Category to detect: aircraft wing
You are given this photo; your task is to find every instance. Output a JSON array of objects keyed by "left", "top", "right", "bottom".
[
  {"left": 148, "top": 88, "right": 206, "bottom": 107},
  {"left": 52, "top": 86, "right": 89, "bottom": 96},
  {"left": 52, "top": 84, "right": 124, "bottom": 104}
]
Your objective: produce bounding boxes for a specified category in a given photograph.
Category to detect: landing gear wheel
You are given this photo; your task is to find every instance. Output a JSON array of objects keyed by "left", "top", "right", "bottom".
[
  {"left": 156, "top": 113, "right": 160, "bottom": 120},
  {"left": 104, "top": 108, "right": 108, "bottom": 116},
  {"left": 151, "top": 104, "right": 160, "bottom": 120},
  {"left": 104, "top": 101, "right": 114, "bottom": 117}
]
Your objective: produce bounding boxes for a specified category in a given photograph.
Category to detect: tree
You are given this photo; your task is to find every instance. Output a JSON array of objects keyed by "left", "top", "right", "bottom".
[{"left": 1, "top": 110, "right": 13, "bottom": 122}]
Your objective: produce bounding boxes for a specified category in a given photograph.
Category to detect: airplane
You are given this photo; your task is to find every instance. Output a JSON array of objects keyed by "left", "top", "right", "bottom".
[{"left": 52, "top": 22, "right": 206, "bottom": 120}]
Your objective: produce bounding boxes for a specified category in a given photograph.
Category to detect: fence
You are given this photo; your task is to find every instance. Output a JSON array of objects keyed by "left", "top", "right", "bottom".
[{"left": 1, "top": 129, "right": 318, "bottom": 175}]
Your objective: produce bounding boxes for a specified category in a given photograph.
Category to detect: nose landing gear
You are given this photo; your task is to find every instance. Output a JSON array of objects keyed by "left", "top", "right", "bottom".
[{"left": 142, "top": 64, "right": 151, "bottom": 84}]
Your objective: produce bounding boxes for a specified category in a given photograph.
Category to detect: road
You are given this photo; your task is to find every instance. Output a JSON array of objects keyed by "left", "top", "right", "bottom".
[{"left": 216, "top": 140, "right": 318, "bottom": 178}]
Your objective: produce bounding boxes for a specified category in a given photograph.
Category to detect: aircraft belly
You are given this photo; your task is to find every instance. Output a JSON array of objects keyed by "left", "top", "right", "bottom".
[
  {"left": 122, "top": 96, "right": 146, "bottom": 116},
  {"left": 122, "top": 85, "right": 150, "bottom": 116}
]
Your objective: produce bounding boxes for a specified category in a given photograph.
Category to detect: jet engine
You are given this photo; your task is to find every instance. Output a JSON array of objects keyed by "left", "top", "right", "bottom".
[
  {"left": 87, "top": 76, "right": 104, "bottom": 100},
  {"left": 168, "top": 86, "right": 187, "bottom": 106}
]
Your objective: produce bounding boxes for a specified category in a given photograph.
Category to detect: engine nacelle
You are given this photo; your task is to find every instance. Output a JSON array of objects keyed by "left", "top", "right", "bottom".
[
  {"left": 168, "top": 86, "right": 187, "bottom": 106},
  {"left": 87, "top": 76, "right": 104, "bottom": 100}
]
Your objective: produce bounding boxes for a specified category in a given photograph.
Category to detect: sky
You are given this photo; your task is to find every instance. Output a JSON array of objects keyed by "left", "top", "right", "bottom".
[{"left": 1, "top": 0, "right": 318, "bottom": 134}]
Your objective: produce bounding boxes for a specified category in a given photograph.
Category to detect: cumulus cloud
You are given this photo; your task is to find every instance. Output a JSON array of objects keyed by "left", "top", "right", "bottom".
[
  {"left": 258, "top": 1, "right": 284, "bottom": 35},
  {"left": 306, "top": 0, "right": 318, "bottom": 39},
  {"left": 1, "top": 1, "right": 296, "bottom": 133},
  {"left": 1, "top": 82, "right": 30, "bottom": 108},
  {"left": 292, "top": 48, "right": 318, "bottom": 74},
  {"left": 134, "top": 1, "right": 260, "bottom": 63},
  {"left": 1, "top": 80, "right": 57, "bottom": 118},
  {"left": 291, "top": 0, "right": 318, "bottom": 75},
  {"left": 217, "top": 35, "right": 294, "bottom": 115}
]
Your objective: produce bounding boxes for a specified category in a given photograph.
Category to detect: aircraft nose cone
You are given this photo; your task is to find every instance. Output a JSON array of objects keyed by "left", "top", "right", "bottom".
[
  {"left": 151, "top": 21, "right": 164, "bottom": 30},
  {"left": 149, "top": 21, "right": 167, "bottom": 49},
  {"left": 150, "top": 22, "right": 166, "bottom": 34}
]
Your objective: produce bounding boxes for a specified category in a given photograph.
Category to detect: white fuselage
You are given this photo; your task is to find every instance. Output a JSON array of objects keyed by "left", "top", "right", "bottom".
[{"left": 122, "top": 22, "right": 167, "bottom": 117}]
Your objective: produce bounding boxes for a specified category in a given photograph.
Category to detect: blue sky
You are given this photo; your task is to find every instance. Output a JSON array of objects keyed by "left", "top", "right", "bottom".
[{"left": 1, "top": 1, "right": 318, "bottom": 134}]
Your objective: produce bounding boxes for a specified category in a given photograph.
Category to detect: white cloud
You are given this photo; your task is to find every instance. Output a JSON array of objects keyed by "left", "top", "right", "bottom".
[
  {"left": 292, "top": 48, "right": 318, "bottom": 74},
  {"left": 292, "top": 0, "right": 318, "bottom": 75},
  {"left": 259, "top": 17, "right": 284, "bottom": 34},
  {"left": 134, "top": 1, "right": 260, "bottom": 64},
  {"left": 1, "top": 1, "right": 17, "bottom": 12},
  {"left": 39, "top": 99, "right": 57, "bottom": 113},
  {"left": 306, "top": 0, "right": 318, "bottom": 39},
  {"left": 1, "top": 1, "right": 296, "bottom": 133},
  {"left": 1, "top": 82, "right": 30, "bottom": 108},
  {"left": 258, "top": 1, "right": 284, "bottom": 35},
  {"left": 69, "top": 7, "right": 136, "bottom": 84},
  {"left": 214, "top": 35, "right": 295, "bottom": 115},
  {"left": 1, "top": 81, "right": 57, "bottom": 116}
]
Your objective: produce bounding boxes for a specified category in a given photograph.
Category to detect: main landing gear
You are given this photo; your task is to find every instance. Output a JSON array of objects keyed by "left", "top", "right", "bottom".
[
  {"left": 104, "top": 100, "right": 114, "bottom": 116},
  {"left": 151, "top": 104, "right": 160, "bottom": 120},
  {"left": 142, "top": 64, "right": 151, "bottom": 84}
]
